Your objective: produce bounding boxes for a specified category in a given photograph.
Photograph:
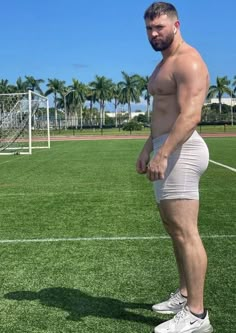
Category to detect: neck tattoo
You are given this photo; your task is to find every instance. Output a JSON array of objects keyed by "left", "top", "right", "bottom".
[{"left": 159, "top": 40, "right": 184, "bottom": 67}]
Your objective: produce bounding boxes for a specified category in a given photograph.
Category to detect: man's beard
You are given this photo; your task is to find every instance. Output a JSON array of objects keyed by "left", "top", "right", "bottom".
[{"left": 150, "top": 32, "right": 175, "bottom": 52}]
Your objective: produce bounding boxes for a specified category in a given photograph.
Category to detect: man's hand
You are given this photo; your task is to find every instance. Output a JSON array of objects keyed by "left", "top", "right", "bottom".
[
  {"left": 136, "top": 151, "right": 150, "bottom": 174},
  {"left": 146, "top": 151, "right": 168, "bottom": 181}
]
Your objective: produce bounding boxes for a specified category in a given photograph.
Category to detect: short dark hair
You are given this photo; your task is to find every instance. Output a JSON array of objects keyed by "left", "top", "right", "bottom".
[{"left": 144, "top": 2, "right": 178, "bottom": 20}]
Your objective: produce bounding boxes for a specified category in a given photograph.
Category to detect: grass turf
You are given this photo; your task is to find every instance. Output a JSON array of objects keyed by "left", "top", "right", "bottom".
[{"left": 0, "top": 138, "right": 235, "bottom": 332}]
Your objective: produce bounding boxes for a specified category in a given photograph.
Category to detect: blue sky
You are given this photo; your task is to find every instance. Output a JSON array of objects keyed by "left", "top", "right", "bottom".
[{"left": 1, "top": 0, "right": 235, "bottom": 91}]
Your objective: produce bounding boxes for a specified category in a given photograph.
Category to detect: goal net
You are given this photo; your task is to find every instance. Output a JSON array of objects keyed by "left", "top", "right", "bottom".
[{"left": 0, "top": 91, "right": 50, "bottom": 155}]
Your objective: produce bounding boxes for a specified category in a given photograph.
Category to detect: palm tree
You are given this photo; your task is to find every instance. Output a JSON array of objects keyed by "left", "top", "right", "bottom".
[
  {"left": 136, "top": 75, "right": 151, "bottom": 123},
  {"left": 85, "top": 87, "right": 97, "bottom": 126},
  {"left": 14, "top": 77, "right": 27, "bottom": 93},
  {"left": 89, "top": 75, "right": 113, "bottom": 128},
  {"left": 111, "top": 83, "right": 122, "bottom": 127},
  {"left": 86, "top": 87, "right": 96, "bottom": 114},
  {"left": 0, "top": 79, "right": 13, "bottom": 93},
  {"left": 118, "top": 71, "right": 140, "bottom": 121},
  {"left": 207, "top": 76, "right": 231, "bottom": 115},
  {"left": 69, "top": 79, "right": 87, "bottom": 129},
  {"left": 24, "top": 76, "right": 44, "bottom": 94},
  {"left": 45, "top": 79, "right": 66, "bottom": 127},
  {"left": 232, "top": 75, "right": 236, "bottom": 94},
  {"left": 230, "top": 75, "right": 236, "bottom": 125}
]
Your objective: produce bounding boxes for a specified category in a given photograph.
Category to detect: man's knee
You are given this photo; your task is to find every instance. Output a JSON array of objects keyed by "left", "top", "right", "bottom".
[{"left": 160, "top": 214, "right": 199, "bottom": 242}]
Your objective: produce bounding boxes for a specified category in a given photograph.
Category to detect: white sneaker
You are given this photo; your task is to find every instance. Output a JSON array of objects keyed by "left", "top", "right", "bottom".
[
  {"left": 152, "top": 289, "right": 187, "bottom": 314},
  {"left": 154, "top": 305, "right": 213, "bottom": 333}
]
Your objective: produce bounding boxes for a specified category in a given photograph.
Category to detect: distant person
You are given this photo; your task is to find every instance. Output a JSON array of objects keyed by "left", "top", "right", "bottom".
[{"left": 136, "top": 2, "right": 213, "bottom": 333}]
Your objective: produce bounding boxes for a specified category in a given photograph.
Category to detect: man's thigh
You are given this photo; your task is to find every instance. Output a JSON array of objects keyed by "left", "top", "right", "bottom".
[{"left": 158, "top": 199, "right": 200, "bottom": 234}]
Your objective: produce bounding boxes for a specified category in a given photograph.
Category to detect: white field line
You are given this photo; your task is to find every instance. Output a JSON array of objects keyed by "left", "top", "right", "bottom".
[
  {"left": 0, "top": 234, "right": 235, "bottom": 245},
  {"left": 0, "top": 147, "right": 47, "bottom": 166},
  {"left": 209, "top": 160, "right": 236, "bottom": 172},
  {"left": 0, "top": 156, "right": 26, "bottom": 166}
]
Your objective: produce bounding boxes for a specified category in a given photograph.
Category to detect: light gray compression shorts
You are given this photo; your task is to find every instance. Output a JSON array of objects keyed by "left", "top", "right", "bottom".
[{"left": 152, "top": 131, "right": 209, "bottom": 203}]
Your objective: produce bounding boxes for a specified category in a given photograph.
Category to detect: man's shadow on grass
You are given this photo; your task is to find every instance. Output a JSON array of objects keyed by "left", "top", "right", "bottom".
[{"left": 4, "top": 287, "right": 164, "bottom": 326}]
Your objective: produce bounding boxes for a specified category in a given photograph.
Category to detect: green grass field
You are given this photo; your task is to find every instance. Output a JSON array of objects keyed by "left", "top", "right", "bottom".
[{"left": 0, "top": 137, "right": 235, "bottom": 332}]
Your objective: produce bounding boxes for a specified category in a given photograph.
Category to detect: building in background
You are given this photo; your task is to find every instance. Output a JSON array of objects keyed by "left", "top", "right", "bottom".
[{"left": 205, "top": 97, "right": 236, "bottom": 107}]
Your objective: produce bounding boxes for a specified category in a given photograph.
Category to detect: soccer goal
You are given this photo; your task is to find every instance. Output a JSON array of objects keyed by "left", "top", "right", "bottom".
[{"left": 0, "top": 90, "right": 50, "bottom": 155}]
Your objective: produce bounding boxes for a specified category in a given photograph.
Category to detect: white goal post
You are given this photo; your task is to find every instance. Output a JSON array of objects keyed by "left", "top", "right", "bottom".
[{"left": 0, "top": 90, "right": 50, "bottom": 155}]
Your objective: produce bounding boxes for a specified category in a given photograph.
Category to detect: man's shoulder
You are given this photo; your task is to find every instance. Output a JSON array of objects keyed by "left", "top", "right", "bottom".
[
  {"left": 174, "top": 44, "right": 207, "bottom": 72},
  {"left": 179, "top": 43, "right": 205, "bottom": 62}
]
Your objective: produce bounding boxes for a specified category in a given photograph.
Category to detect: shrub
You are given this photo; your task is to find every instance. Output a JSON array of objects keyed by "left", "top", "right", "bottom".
[{"left": 123, "top": 121, "right": 143, "bottom": 131}]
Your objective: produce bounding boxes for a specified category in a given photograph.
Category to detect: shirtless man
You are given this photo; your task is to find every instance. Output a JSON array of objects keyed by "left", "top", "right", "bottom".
[{"left": 136, "top": 2, "right": 213, "bottom": 333}]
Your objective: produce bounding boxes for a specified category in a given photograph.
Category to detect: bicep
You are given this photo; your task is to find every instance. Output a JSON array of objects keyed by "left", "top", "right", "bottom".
[{"left": 175, "top": 61, "right": 208, "bottom": 117}]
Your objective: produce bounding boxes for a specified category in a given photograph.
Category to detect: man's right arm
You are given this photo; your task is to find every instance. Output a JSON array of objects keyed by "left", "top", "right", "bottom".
[{"left": 136, "top": 135, "right": 153, "bottom": 174}]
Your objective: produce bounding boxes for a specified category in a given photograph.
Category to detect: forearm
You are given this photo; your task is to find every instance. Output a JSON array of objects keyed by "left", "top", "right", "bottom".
[
  {"left": 140, "top": 135, "right": 153, "bottom": 155},
  {"left": 136, "top": 135, "right": 153, "bottom": 174}
]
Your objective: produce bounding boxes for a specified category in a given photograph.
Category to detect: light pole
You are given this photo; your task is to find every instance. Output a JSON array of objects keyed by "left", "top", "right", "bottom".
[{"left": 64, "top": 89, "right": 75, "bottom": 129}]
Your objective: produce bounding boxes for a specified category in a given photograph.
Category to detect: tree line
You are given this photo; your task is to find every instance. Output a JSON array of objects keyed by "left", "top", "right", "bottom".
[{"left": 0, "top": 73, "right": 235, "bottom": 128}]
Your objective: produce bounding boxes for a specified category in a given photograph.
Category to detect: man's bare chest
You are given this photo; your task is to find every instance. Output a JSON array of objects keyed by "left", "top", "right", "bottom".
[{"left": 148, "top": 63, "right": 176, "bottom": 96}]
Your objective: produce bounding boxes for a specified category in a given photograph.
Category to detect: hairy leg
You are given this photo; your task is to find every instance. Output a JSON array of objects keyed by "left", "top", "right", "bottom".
[
  {"left": 172, "top": 242, "right": 188, "bottom": 297},
  {"left": 159, "top": 199, "right": 207, "bottom": 314},
  {"left": 157, "top": 203, "right": 188, "bottom": 297}
]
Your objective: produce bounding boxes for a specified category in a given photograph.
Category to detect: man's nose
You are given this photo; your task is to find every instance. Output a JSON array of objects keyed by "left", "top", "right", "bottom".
[{"left": 151, "top": 29, "right": 159, "bottom": 37}]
